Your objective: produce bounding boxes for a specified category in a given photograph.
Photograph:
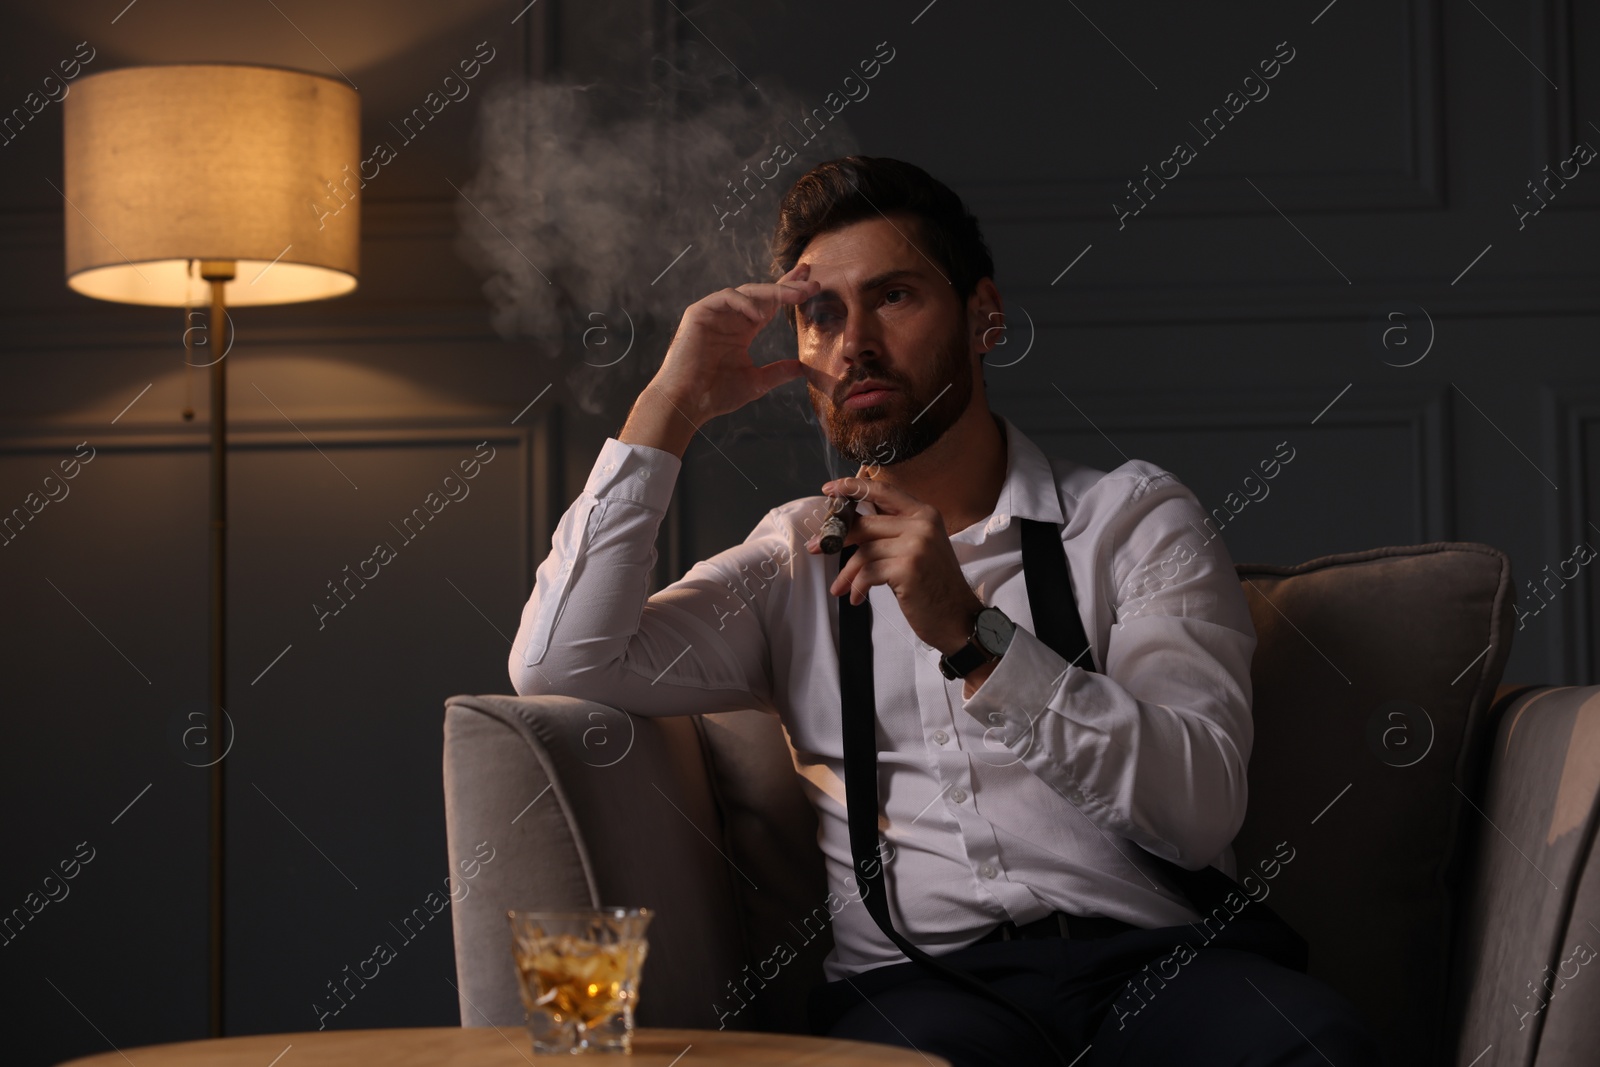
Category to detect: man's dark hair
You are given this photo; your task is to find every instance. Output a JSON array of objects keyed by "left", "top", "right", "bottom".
[{"left": 768, "top": 156, "right": 995, "bottom": 332}]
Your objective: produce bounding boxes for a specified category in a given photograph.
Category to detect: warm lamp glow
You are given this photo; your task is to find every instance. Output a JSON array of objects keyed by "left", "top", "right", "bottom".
[{"left": 62, "top": 63, "right": 360, "bottom": 307}]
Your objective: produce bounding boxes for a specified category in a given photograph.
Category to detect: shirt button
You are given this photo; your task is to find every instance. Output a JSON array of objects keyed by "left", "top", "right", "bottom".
[
  {"left": 950, "top": 788, "right": 967, "bottom": 804},
  {"left": 932, "top": 730, "right": 949, "bottom": 745},
  {"left": 1065, "top": 788, "right": 1083, "bottom": 804},
  {"left": 637, "top": 468, "right": 650, "bottom": 480},
  {"left": 979, "top": 864, "right": 997, "bottom": 879}
]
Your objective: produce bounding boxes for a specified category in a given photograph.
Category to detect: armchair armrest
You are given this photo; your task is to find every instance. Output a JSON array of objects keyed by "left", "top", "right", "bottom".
[
  {"left": 442, "top": 694, "right": 746, "bottom": 1030},
  {"left": 1449, "top": 684, "right": 1600, "bottom": 1064}
]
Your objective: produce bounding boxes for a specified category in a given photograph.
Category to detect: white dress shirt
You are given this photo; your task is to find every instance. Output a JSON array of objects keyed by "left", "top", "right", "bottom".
[{"left": 509, "top": 413, "right": 1256, "bottom": 981}]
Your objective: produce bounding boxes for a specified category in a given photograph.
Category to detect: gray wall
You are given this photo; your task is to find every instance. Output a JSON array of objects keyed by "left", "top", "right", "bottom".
[{"left": 1, "top": 1, "right": 1595, "bottom": 1065}]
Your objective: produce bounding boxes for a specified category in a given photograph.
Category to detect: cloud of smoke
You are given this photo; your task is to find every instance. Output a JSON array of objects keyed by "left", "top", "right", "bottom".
[{"left": 453, "top": 42, "right": 859, "bottom": 440}]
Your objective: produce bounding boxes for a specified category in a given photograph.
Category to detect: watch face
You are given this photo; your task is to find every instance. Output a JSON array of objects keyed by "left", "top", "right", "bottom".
[{"left": 975, "top": 608, "right": 1014, "bottom": 654}]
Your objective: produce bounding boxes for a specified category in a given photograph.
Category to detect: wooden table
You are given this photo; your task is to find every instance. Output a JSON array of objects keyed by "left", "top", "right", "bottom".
[{"left": 53, "top": 1026, "right": 950, "bottom": 1066}]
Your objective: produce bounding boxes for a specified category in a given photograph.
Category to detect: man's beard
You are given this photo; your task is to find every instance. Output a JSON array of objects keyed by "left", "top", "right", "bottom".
[{"left": 813, "top": 320, "right": 973, "bottom": 468}]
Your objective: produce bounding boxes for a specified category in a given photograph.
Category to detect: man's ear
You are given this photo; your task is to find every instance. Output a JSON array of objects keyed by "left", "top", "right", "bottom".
[{"left": 967, "top": 277, "right": 1004, "bottom": 356}]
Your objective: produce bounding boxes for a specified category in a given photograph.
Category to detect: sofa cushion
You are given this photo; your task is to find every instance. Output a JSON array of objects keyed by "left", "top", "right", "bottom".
[{"left": 1230, "top": 542, "right": 1514, "bottom": 1066}]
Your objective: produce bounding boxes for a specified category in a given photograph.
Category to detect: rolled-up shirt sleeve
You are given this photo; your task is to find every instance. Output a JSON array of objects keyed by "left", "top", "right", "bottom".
[
  {"left": 958, "top": 470, "right": 1256, "bottom": 871},
  {"left": 508, "top": 436, "right": 787, "bottom": 717}
]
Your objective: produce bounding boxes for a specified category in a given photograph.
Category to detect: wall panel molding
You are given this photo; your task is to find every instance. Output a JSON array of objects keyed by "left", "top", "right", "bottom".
[
  {"left": 1547, "top": 383, "right": 1600, "bottom": 683},
  {"left": 995, "top": 382, "right": 1453, "bottom": 546},
  {"left": 955, "top": 0, "right": 1443, "bottom": 223},
  {"left": 993, "top": 277, "right": 1600, "bottom": 328},
  {"left": 1536, "top": 0, "right": 1600, "bottom": 213},
  {"left": 0, "top": 412, "right": 558, "bottom": 595}
]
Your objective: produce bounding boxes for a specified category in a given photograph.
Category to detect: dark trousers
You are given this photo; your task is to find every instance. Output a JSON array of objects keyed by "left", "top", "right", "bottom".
[{"left": 808, "top": 917, "right": 1384, "bottom": 1067}]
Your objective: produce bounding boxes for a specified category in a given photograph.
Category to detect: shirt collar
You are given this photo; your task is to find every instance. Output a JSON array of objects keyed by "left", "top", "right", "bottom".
[{"left": 947, "top": 413, "right": 1064, "bottom": 545}]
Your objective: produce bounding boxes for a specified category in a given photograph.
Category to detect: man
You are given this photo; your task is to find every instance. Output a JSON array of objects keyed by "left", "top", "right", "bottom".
[{"left": 509, "top": 156, "right": 1379, "bottom": 1065}]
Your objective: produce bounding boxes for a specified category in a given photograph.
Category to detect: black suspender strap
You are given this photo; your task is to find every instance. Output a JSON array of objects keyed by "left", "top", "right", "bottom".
[
  {"left": 837, "top": 542, "right": 1073, "bottom": 1066},
  {"left": 1019, "top": 516, "right": 1096, "bottom": 673},
  {"left": 1015, "top": 517, "right": 1307, "bottom": 971}
]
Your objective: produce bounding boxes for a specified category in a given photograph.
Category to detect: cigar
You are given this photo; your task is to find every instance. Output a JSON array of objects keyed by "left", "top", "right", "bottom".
[{"left": 819, "top": 497, "right": 858, "bottom": 554}]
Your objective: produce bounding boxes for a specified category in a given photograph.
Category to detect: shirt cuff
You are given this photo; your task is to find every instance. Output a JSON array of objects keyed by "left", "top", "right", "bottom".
[
  {"left": 586, "top": 437, "right": 681, "bottom": 511},
  {"left": 959, "top": 625, "right": 1073, "bottom": 749}
]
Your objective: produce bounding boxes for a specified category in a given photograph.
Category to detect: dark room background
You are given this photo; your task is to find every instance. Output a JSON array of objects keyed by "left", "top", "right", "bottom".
[{"left": 1, "top": 1, "right": 1595, "bottom": 1064}]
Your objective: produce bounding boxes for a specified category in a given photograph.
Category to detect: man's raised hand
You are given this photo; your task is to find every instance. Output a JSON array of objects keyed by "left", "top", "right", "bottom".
[
  {"left": 649, "top": 262, "right": 818, "bottom": 429},
  {"left": 617, "top": 263, "right": 817, "bottom": 456}
]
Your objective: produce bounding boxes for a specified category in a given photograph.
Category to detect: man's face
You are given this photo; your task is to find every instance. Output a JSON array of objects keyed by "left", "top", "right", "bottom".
[{"left": 793, "top": 214, "right": 977, "bottom": 467}]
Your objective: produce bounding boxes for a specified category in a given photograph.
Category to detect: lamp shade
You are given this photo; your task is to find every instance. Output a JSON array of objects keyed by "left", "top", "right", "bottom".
[{"left": 63, "top": 64, "right": 360, "bottom": 307}]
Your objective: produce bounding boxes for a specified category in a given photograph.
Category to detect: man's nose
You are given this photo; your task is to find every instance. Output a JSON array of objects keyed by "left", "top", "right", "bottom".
[{"left": 837, "top": 312, "right": 883, "bottom": 372}]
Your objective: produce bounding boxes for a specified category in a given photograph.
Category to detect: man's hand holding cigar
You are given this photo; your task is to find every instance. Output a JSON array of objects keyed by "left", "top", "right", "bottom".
[{"left": 804, "top": 473, "right": 988, "bottom": 684}]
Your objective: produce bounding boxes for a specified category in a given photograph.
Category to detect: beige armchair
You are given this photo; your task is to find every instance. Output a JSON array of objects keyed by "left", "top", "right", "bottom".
[{"left": 443, "top": 542, "right": 1600, "bottom": 1064}]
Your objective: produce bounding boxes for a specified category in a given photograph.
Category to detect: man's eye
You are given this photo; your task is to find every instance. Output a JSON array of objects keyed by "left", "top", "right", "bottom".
[
  {"left": 884, "top": 289, "right": 908, "bottom": 304},
  {"left": 806, "top": 307, "right": 837, "bottom": 325}
]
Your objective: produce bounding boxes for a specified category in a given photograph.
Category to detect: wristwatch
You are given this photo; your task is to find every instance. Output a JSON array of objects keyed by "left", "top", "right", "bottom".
[{"left": 939, "top": 606, "right": 1016, "bottom": 680}]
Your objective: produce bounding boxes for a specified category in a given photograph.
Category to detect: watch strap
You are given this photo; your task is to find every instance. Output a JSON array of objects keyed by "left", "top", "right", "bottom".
[{"left": 939, "top": 636, "right": 992, "bottom": 680}]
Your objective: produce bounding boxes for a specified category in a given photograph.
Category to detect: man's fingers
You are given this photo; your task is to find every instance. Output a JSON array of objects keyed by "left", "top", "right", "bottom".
[
  {"left": 806, "top": 513, "right": 896, "bottom": 554},
  {"left": 699, "top": 264, "right": 817, "bottom": 331},
  {"left": 756, "top": 358, "right": 806, "bottom": 395},
  {"left": 839, "top": 513, "right": 893, "bottom": 542},
  {"left": 735, "top": 274, "right": 821, "bottom": 312},
  {"left": 824, "top": 476, "right": 922, "bottom": 515},
  {"left": 829, "top": 543, "right": 875, "bottom": 600},
  {"left": 701, "top": 287, "right": 766, "bottom": 325},
  {"left": 838, "top": 558, "right": 886, "bottom": 606}
]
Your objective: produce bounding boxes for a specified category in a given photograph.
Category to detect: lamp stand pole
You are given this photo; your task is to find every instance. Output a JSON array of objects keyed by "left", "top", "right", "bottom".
[{"left": 202, "top": 259, "right": 235, "bottom": 1038}]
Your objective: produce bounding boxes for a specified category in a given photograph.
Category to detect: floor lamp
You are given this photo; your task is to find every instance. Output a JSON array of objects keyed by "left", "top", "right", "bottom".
[{"left": 62, "top": 64, "right": 361, "bottom": 1037}]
